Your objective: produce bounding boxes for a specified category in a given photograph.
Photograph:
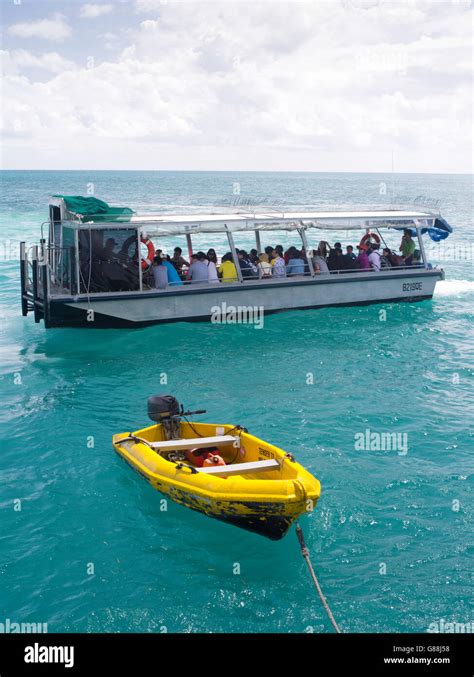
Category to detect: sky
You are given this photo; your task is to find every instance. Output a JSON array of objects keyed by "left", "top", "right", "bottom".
[{"left": 0, "top": 0, "right": 472, "bottom": 173}]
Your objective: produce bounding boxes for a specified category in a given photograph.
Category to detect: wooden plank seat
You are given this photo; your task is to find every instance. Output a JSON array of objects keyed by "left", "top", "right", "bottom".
[
  {"left": 197, "top": 459, "right": 280, "bottom": 476},
  {"left": 149, "top": 435, "right": 239, "bottom": 452}
]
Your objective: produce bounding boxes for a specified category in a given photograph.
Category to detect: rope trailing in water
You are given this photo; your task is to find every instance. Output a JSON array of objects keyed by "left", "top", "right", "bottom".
[{"left": 295, "top": 522, "right": 342, "bottom": 634}]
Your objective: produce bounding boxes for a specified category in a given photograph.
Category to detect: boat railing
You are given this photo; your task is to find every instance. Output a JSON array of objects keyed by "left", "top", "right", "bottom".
[
  {"left": 22, "top": 243, "right": 78, "bottom": 296},
  {"left": 46, "top": 260, "right": 431, "bottom": 297},
  {"left": 45, "top": 244, "right": 78, "bottom": 295},
  {"left": 142, "top": 260, "right": 429, "bottom": 291},
  {"left": 20, "top": 242, "right": 50, "bottom": 324}
]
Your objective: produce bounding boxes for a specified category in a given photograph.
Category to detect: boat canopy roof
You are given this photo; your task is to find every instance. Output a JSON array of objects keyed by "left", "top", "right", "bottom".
[{"left": 51, "top": 196, "right": 452, "bottom": 241}]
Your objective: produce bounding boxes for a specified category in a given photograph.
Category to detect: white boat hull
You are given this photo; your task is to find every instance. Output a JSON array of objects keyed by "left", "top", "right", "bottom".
[{"left": 47, "top": 268, "right": 443, "bottom": 328}]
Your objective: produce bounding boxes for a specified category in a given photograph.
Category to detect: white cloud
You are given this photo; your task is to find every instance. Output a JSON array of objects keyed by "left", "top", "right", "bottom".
[
  {"left": 79, "top": 4, "right": 114, "bottom": 19},
  {"left": 0, "top": 50, "right": 76, "bottom": 76},
  {"left": 8, "top": 14, "right": 72, "bottom": 42},
  {"left": 2, "top": 1, "right": 472, "bottom": 171},
  {"left": 135, "top": 0, "right": 167, "bottom": 11}
]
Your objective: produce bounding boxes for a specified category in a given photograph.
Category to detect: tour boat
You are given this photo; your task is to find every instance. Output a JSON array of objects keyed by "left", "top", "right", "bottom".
[
  {"left": 20, "top": 195, "right": 453, "bottom": 328},
  {"left": 112, "top": 396, "right": 320, "bottom": 540}
]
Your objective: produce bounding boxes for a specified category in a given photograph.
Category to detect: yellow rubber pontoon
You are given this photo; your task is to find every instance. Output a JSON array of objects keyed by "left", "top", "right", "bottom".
[{"left": 113, "top": 396, "right": 321, "bottom": 540}]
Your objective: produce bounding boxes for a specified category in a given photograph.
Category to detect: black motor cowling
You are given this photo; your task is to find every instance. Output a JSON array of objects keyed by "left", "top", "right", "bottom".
[{"left": 147, "top": 395, "right": 181, "bottom": 422}]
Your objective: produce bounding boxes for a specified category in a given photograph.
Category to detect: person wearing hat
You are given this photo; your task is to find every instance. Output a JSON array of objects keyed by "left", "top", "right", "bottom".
[{"left": 356, "top": 243, "right": 370, "bottom": 270}]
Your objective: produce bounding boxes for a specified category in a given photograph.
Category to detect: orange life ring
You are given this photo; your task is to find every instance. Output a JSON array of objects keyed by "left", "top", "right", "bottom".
[
  {"left": 359, "top": 232, "right": 381, "bottom": 248},
  {"left": 141, "top": 237, "right": 155, "bottom": 270}
]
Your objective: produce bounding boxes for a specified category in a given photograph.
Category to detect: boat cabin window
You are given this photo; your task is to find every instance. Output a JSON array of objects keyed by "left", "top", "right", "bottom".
[{"left": 78, "top": 228, "right": 140, "bottom": 293}]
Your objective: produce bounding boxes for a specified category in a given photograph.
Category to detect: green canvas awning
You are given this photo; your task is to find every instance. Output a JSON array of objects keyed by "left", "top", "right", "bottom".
[{"left": 54, "top": 195, "right": 134, "bottom": 223}]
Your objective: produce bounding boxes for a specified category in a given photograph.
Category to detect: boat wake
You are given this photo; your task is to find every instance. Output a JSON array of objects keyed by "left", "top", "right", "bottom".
[{"left": 434, "top": 279, "right": 474, "bottom": 297}]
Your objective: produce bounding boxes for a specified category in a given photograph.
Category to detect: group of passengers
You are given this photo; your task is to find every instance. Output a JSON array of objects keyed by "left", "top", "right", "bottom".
[
  {"left": 311, "top": 230, "right": 417, "bottom": 274},
  {"left": 148, "top": 230, "right": 418, "bottom": 288}
]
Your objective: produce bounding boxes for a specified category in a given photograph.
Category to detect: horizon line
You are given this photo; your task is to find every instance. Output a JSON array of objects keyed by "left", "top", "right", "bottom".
[{"left": 0, "top": 168, "right": 472, "bottom": 176}]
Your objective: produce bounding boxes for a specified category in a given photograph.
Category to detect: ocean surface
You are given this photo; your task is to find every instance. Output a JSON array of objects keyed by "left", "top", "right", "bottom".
[{"left": 0, "top": 170, "right": 472, "bottom": 633}]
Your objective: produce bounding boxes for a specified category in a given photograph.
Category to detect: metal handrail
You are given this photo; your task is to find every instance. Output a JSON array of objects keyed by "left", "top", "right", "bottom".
[{"left": 46, "top": 262, "right": 434, "bottom": 298}]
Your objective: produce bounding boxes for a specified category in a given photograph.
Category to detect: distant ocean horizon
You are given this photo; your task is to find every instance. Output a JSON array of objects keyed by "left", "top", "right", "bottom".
[
  {"left": 2, "top": 168, "right": 472, "bottom": 174},
  {"left": 0, "top": 170, "right": 472, "bottom": 633}
]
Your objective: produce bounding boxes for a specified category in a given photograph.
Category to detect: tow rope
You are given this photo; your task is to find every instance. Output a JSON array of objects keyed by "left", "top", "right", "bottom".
[{"left": 295, "top": 522, "right": 342, "bottom": 633}]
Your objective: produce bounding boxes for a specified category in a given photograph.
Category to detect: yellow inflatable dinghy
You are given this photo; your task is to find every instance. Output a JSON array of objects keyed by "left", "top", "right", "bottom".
[{"left": 113, "top": 396, "right": 320, "bottom": 540}]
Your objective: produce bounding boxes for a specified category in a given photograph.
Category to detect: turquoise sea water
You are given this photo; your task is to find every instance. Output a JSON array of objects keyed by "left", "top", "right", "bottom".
[{"left": 0, "top": 171, "right": 472, "bottom": 633}]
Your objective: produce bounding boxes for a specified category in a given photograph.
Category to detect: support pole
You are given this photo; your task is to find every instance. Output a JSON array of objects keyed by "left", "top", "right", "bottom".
[
  {"left": 32, "top": 246, "right": 40, "bottom": 323},
  {"left": 298, "top": 225, "right": 315, "bottom": 277},
  {"left": 255, "top": 230, "right": 262, "bottom": 254},
  {"left": 186, "top": 234, "right": 193, "bottom": 262},
  {"left": 20, "top": 242, "right": 28, "bottom": 316},
  {"left": 75, "top": 229, "right": 80, "bottom": 295},
  {"left": 41, "top": 258, "right": 50, "bottom": 328},
  {"left": 227, "top": 229, "right": 243, "bottom": 282},
  {"left": 415, "top": 225, "right": 428, "bottom": 269},
  {"left": 138, "top": 228, "right": 143, "bottom": 292}
]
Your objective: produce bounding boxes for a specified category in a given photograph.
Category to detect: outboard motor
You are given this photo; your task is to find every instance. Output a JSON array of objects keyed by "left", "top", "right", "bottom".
[
  {"left": 146, "top": 395, "right": 207, "bottom": 441},
  {"left": 148, "top": 395, "right": 181, "bottom": 440},
  {"left": 147, "top": 395, "right": 180, "bottom": 422}
]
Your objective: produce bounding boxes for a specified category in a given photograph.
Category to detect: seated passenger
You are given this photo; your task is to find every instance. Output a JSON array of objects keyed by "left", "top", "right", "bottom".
[
  {"left": 171, "top": 247, "right": 189, "bottom": 271},
  {"left": 271, "top": 249, "right": 287, "bottom": 278},
  {"left": 151, "top": 256, "right": 168, "bottom": 289},
  {"left": 286, "top": 247, "right": 306, "bottom": 276},
  {"left": 186, "top": 251, "right": 209, "bottom": 283},
  {"left": 101, "top": 237, "right": 118, "bottom": 261},
  {"left": 327, "top": 243, "right": 344, "bottom": 272},
  {"left": 343, "top": 245, "right": 357, "bottom": 271},
  {"left": 206, "top": 248, "right": 218, "bottom": 265},
  {"left": 249, "top": 248, "right": 259, "bottom": 265},
  {"left": 219, "top": 253, "right": 238, "bottom": 282},
  {"left": 355, "top": 244, "right": 370, "bottom": 270},
  {"left": 381, "top": 248, "right": 392, "bottom": 268},
  {"left": 265, "top": 245, "right": 274, "bottom": 261},
  {"left": 237, "top": 250, "right": 256, "bottom": 278},
  {"left": 161, "top": 255, "right": 183, "bottom": 285},
  {"left": 206, "top": 253, "right": 219, "bottom": 283},
  {"left": 257, "top": 253, "right": 272, "bottom": 278},
  {"left": 312, "top": 248, "right": 329, "bottom": 275},
  {"left": 368, "top": 243, "right": 382, "bottom": 271},
  {"left": 382, "top": 248, "right": 403, "bottom": 267},
  {"left": 318, "top": 240, "right": 330, "bottom": 259}
]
